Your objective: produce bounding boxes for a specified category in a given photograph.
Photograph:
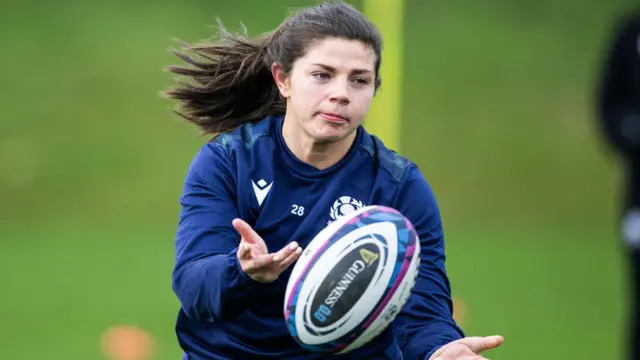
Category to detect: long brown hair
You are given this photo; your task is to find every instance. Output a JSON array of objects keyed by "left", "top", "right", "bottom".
[{"left": 162, "top": 0, "right": 383, "bottom": 136}]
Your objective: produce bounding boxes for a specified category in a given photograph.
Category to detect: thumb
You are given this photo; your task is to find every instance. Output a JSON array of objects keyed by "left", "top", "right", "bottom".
[
  {"left": 233, "top": 219, "right": 267, "bottom": 251},
  {"left": 456, "top": 335, "right": 504, "bottom": 353}
]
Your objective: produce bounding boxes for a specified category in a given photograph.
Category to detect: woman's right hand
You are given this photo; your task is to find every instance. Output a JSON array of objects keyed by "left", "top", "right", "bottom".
[{"left": 232, "top": 218, "right": 303, "bottom": 283}]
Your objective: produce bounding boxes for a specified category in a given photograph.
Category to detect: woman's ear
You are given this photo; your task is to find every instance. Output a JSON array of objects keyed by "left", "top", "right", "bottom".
[{"left": 271, "top": 62, "right": 290, "bottom": 99}]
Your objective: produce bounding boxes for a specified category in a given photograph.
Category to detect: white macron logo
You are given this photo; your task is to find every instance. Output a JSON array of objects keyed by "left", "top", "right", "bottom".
[
  {"left": 252, "top": 179, "right": 273, "bottom": 206},
  {"left": 328, "top": 196, "right": 365, "bottom": 224}
]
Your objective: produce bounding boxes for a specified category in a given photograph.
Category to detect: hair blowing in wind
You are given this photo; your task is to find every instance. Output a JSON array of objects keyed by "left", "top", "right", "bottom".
[{"left": 162, "top": 0, "right": 383, "bottom": 137}]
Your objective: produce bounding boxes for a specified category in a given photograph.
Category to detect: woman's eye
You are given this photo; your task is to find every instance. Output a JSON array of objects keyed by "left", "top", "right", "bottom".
[
  {"left": 313, "top": 72, "right": 330, "bottom": 80},
  {"left": 353, "top": 78, "right": 369, "bottom": 85}
]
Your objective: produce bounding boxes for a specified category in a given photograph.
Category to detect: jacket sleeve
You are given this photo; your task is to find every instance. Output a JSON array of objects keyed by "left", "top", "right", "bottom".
[
  {"left": 172, "top": 143, "right": 258, "bottom": 323},
  {"left": 392, "top": 164, "right": 465, "bottom": 360},
  {"left": 596, "top": 15, "right": 640, "bottom": 154}
]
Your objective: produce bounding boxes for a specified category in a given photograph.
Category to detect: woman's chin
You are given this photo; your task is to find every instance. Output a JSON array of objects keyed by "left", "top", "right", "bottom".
[
  {"left": 310, "top": 127, "right": 348, "bottom": 143},
  {"left": 310, "top": 120, "right": 353, "bottom": 139}
]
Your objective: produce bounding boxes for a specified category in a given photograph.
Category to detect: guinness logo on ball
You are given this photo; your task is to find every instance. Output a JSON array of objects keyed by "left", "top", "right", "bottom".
[{"left": 310, "top": 242, "right": 380, "bottom": 327}]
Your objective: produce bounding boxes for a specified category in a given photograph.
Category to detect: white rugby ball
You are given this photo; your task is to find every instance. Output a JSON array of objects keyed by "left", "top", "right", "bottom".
[{"left": 283, "top": 205, "right": 421, "bottom": 354}]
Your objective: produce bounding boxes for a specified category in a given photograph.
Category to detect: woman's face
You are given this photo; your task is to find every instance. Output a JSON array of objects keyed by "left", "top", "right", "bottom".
[{"left": 274, "top": 37, "right": 377, "bottom": 144}]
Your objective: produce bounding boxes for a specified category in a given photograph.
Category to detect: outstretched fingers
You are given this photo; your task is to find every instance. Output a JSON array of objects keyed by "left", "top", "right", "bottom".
[
  {"left": 233, "top": 218, "right": 268, "bottom": 252},
  {"left": 275, "top": 243, "right": 303, "bottom": 274},
  {"left": 240, "top": 241, "right": 303, "bottom": 278},
  {"left": 457, "top": 335, "right": 504, "bottom": 353},
  {"left": 273, "top": 242, "right": 301, "bottom": 262}
]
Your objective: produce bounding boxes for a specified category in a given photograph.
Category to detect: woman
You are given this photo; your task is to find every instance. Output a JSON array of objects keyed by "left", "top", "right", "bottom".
[{"left": 164, "top": 1, "right": 503, "bottom": 359}]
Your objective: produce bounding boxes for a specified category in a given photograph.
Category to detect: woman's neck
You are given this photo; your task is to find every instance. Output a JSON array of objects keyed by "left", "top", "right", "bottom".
[{"left": 281, "top": 116, "right": 357, "bottom": 170}]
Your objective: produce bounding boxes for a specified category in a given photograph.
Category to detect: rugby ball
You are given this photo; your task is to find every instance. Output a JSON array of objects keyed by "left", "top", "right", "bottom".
[{"left": 283, "top": 205, "right": 421, "bottom": 354}]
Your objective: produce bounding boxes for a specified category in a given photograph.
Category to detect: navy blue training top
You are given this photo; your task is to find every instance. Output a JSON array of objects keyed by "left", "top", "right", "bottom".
[{"left": 172, "top": 115, "right": 464, "bottom": 360}]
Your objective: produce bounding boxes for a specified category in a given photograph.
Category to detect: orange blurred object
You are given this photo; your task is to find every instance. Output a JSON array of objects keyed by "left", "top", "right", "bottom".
[
  {"left": 452, "top": 296, "right": 467, "bottom": 326},
  {"left": 101, "top": 325, "right": 156, "bottom": 360}
]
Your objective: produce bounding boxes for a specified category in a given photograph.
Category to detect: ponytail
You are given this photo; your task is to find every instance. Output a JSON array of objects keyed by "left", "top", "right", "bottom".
[{"left": 163, "top": 24, "right": 285, "bottom": 136}]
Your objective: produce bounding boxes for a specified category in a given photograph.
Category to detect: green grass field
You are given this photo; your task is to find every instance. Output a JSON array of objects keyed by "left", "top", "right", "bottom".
[{"left": 0, "top": 0, "right": 637, "bottom": 359}]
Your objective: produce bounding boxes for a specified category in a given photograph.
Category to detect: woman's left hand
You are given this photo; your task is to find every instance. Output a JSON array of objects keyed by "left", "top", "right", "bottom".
[{"left": 429, "top": 335, "right": 504, "bottom": 360}]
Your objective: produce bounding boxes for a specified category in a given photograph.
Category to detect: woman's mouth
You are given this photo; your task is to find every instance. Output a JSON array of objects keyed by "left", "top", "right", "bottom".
[{"left": 319, "top": 112, "right": 349, "bottom": 124}]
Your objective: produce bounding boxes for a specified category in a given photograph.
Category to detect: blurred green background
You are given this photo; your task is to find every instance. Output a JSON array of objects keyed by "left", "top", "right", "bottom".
[{"left": 1, "top": 0, "right": 637, "bottom": 359}]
